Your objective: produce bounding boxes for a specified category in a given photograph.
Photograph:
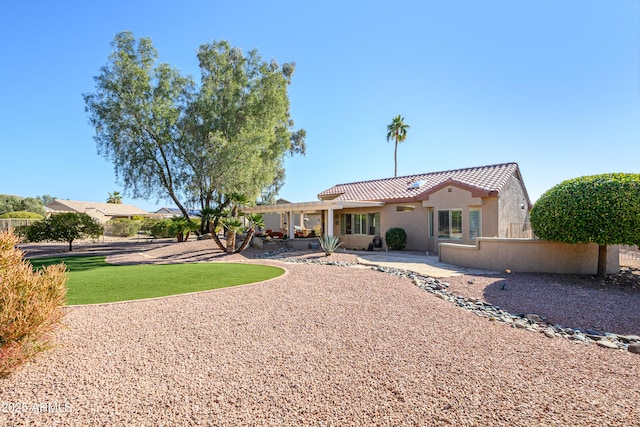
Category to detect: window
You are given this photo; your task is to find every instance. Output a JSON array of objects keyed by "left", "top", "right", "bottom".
[
  {"left": 469, "top": 209, "right": 481, "bottom": 240},
  {"left": 428, "top": 210, "right": 434, "bottom": 238},
  {"left": 341, "top": 213, "right": 380, "bottom": 235},
  {"left": 438, "top": 209, "right": 462, "bottom": 239}
]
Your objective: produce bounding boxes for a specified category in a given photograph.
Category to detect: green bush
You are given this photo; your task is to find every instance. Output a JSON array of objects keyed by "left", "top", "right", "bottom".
[
  {"left": 149, "top": 219, "right": 172, "bottom": 238},
  {"left": 385, "top": 227, "right": 407, "bottom": 250},
  {"left": 0, "top": 229, "right": 67, "bottom": 377},
  {"left": 106, "top": 218, "right": 141, "bottom": 237},
  {"left": 0, "top": 211, "right": 44, "bottom": 219}
]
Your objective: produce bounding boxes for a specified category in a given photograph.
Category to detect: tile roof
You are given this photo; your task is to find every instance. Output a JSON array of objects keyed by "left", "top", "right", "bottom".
[
  {"left": 317, "top": 162, "right": 524, "bottom": 203},
  {"left": 47, "top": 200, "right": 148, "bottom": 216}
]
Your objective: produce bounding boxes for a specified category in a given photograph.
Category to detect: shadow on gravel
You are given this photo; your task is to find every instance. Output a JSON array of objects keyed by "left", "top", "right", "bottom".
[{"left": 482, "top": 271, "right": 640, "bottom": 336}]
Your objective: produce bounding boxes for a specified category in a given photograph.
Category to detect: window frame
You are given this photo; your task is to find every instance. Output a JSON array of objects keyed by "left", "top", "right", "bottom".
[
  {"left": 469, "top": 209, "right": 481, "bottom": 240},
  {"left": 437, "top": 209, "right": 463, "bottom": 240}
]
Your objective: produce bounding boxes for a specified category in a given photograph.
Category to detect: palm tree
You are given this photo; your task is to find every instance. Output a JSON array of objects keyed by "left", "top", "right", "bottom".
[
  {"left": 235, "top": 213, "right": 265, "bottom": 253},
  {"left": 386, "top": 115, "right": 410, "bottom": 177},
  {"left": 106, "top": 191, "right": 122, "bottom": 204}
]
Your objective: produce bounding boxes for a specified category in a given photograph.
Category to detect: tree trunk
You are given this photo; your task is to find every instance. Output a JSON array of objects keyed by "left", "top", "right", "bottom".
[
  {"left": 210, "top": 217, "right": 227, "bottom": 252},
  {"left": 394, "top": 139, "right": 398, "bottom": 177},
  {"left": 235, "top": 229, "right": 255, "bottom": 253},
  {"left": 597, "top": 244, "right": 607, "bottom": 278},
  {"left": 226, "top": 230, "right": 235, "bottom": 254},
  {"left": 68, "top": 240, "right": 73, "bottom": 251}
]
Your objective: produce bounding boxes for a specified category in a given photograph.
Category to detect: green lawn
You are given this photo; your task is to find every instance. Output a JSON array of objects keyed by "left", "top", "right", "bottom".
[{"left": 29, "top": 256, "right": 284, "bottom": 305}]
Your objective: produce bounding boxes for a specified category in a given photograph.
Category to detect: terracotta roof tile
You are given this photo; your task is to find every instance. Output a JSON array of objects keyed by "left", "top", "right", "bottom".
[{"left": 318, "top": 163, "right": 521, "bottom": 202}]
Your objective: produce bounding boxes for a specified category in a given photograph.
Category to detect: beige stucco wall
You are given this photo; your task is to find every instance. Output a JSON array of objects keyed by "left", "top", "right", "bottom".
[
  {"left": 498, "top": 175, "right": 530, "bottom": 237},
  {"left": 439, "top": 238, "right": 620, "bottom": 275},
  {"left": 422, "top": 186, "right": 499, "bottom": 252}
]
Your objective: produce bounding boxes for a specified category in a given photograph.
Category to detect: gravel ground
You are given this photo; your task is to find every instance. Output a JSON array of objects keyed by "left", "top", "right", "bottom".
[{"left": 2, "top": 240, "right": 639, "bottom": 426}]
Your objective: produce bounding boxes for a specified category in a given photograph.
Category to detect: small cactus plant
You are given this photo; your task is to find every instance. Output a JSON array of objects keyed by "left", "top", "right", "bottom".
[{"left": 318, "top": 235, "right": 342, "bottom": 256}]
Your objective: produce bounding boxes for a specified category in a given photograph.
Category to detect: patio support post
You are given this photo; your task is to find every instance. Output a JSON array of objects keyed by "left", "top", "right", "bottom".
[
  {"left": 327, "top": 207, "right": 334, "bottom": 236},
  {"left": 288, "top": 210, "right": 294, "bottom": 239}
]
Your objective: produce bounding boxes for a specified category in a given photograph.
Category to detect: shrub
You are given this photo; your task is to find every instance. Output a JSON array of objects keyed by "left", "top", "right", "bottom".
[
  {"left": 385, "top": 227, "right": 407, "bottom": 250},
  {"left": 318, "top": 235, "right": 342, "bottom": 256},
  {"left": 0, "top": 229, "right": 67, "bottom": 377},
  {"left": 149, "top": 219, "right": 172, "bottom": 238},
  {"left": 0, "top": 211, "right": 44, "bottom": 219},
  {"left": 106, "top": 218, "right": 141, "bottom": 237}
]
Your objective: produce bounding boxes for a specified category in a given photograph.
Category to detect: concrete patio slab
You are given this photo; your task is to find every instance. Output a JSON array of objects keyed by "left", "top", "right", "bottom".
[{"left": 356, "top": 252, "right": 499, "bottom": 278}]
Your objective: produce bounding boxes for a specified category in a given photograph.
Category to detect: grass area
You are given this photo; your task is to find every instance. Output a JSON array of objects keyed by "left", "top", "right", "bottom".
[{"left": 29, "top": 256, "right": 284, "bottom": 305}]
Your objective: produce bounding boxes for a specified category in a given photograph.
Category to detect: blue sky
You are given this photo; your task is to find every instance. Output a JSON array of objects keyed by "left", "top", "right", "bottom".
[{"left": 1, "top": 1, "right": 638, "bottom": 212}]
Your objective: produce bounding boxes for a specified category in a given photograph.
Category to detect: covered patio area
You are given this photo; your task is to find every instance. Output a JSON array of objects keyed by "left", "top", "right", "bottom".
[{"left": 244, "top": 200, "right": 385, "bottom": 239}]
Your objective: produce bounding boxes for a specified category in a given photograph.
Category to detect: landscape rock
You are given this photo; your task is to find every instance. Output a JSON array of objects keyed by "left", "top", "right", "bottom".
[
  {"left": 628, "top": 343, "right": 640, "bottom": 354},
  {"left": 250, "top": 237, "right": 264, "bottom": 249}
]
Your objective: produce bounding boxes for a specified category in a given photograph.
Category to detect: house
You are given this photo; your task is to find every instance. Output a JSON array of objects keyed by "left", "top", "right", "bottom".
[
  {"left": 245, "top": 162, "right": 531, "bottom": 253},
  {"left": 46, "top": 200, "right": 148, "bottom": 224}
]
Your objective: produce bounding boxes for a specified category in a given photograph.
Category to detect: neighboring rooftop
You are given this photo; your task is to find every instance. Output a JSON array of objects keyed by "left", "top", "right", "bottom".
[
  {"left": 47, "top": 200, "right": 148, "bottom": 216},
  {"left": 317, "top": 162, "right": 528, "bottom": 203}
]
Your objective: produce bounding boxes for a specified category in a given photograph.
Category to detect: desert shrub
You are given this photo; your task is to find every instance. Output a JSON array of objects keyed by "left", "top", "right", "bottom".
[
  {"left": 385, "top": 227, "right": 407, "bottom": 250},
  {"left": 0, "top": 211, "right": 44, "bottom": 219},
  {"left": 106, "top": 218, "right": 141, "bottom": 237},
  {"left": 0, "top": 229, "right": 67, "bottom": 377},
  {"left": 149, "top": 219, "right": 172, "bottom": 238}
]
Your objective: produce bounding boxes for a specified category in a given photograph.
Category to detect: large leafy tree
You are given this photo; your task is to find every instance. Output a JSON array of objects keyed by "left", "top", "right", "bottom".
[
  {"left": 180, "top": 41, "right": 306, "bottom": 211},
  {"left": 24, "top": 213, "right": 103, "bottom": 251},
  {"left": 386, "top": 115, "right": 410, "bottom": 177},
  {"left": 0, "top": 195, "right": 45, "bottom": 217},
  {"left": 84, "top": 31, "right": 194, "bottom": 219},
  {"left": 530, "top": 173, "right": 640, "bottom": 277},
  {"left": 84, "top": 32, "right": 306, "bottom": 225}
]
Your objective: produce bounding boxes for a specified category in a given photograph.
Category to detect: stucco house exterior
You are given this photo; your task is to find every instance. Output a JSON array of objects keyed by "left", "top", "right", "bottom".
[
  {"left": 46, "top": 200, "right": 148, "bottom": 224},
  {"left": 246, "top": 162, "right": 532, "bottom": 253}
]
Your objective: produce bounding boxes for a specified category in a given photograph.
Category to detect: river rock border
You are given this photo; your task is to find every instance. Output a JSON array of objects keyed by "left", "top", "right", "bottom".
[{"left": 261, "top": 252, "right": 640, "bottom": 355}]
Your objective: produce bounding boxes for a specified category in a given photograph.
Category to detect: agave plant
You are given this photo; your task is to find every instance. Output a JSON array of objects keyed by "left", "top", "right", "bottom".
[{"left": 318, "top": 235, "right": 342, "bottom": 256}]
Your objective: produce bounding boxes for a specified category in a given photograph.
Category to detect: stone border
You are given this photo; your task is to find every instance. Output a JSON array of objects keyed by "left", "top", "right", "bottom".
[{"left": 266, "top": 253, "right": 640, "bottom": 355}]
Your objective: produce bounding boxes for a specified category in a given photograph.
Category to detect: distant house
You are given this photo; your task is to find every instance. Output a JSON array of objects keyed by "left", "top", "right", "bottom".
[
  {"left": 245, "top": 162, "right": 531, "bottom": 253},
  {"left": 46, "top": 200, "right": 148, "bottom": 224},
  {"left": 153, "top": 207, "right": 201, "bottom": 219}
]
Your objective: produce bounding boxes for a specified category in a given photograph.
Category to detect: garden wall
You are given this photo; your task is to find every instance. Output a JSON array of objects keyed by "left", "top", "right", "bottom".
[{"left": 439, "top": 238, "right": 620, "bottom": 275}]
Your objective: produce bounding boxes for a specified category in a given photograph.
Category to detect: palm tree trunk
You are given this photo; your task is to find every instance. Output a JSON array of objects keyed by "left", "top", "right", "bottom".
[
  {"left": 394, "top": 139, "right": 398, "bottom": 177},
  {"left": 226, "top": 230, "right": 235, "bottom": 254},
  {"left": 235, "top": 229, "right": 255, "bottom": 253},
  {"left": 211, "top": 217, "right": 227, "bottom": 252}
]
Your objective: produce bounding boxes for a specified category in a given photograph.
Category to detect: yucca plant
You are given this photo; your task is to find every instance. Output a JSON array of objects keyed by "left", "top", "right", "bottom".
[{"left": 318, "top": 235, "right": 342, "bottom": 256}]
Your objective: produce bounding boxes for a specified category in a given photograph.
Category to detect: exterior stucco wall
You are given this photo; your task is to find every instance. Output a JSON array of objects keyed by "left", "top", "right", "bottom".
[
  {"left": 423, "top": 186, "right": 498, "bottom": 253},
  {"left": 439, "top": 238, "right": 620, "bottom": 275},
  {"left": 381, "top": 203, "right": 429, "bottom": 251},
  {"left": 334, "top": 206, "right": 387, "bottom": 250},
  {"left": 498, "top": 175, "right": 530, "bottom": 237}
]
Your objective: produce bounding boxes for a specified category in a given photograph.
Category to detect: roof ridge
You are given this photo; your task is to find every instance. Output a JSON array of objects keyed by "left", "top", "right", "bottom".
[{"left": 322, "top": 162, "right": 518, "bottom": 189}]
